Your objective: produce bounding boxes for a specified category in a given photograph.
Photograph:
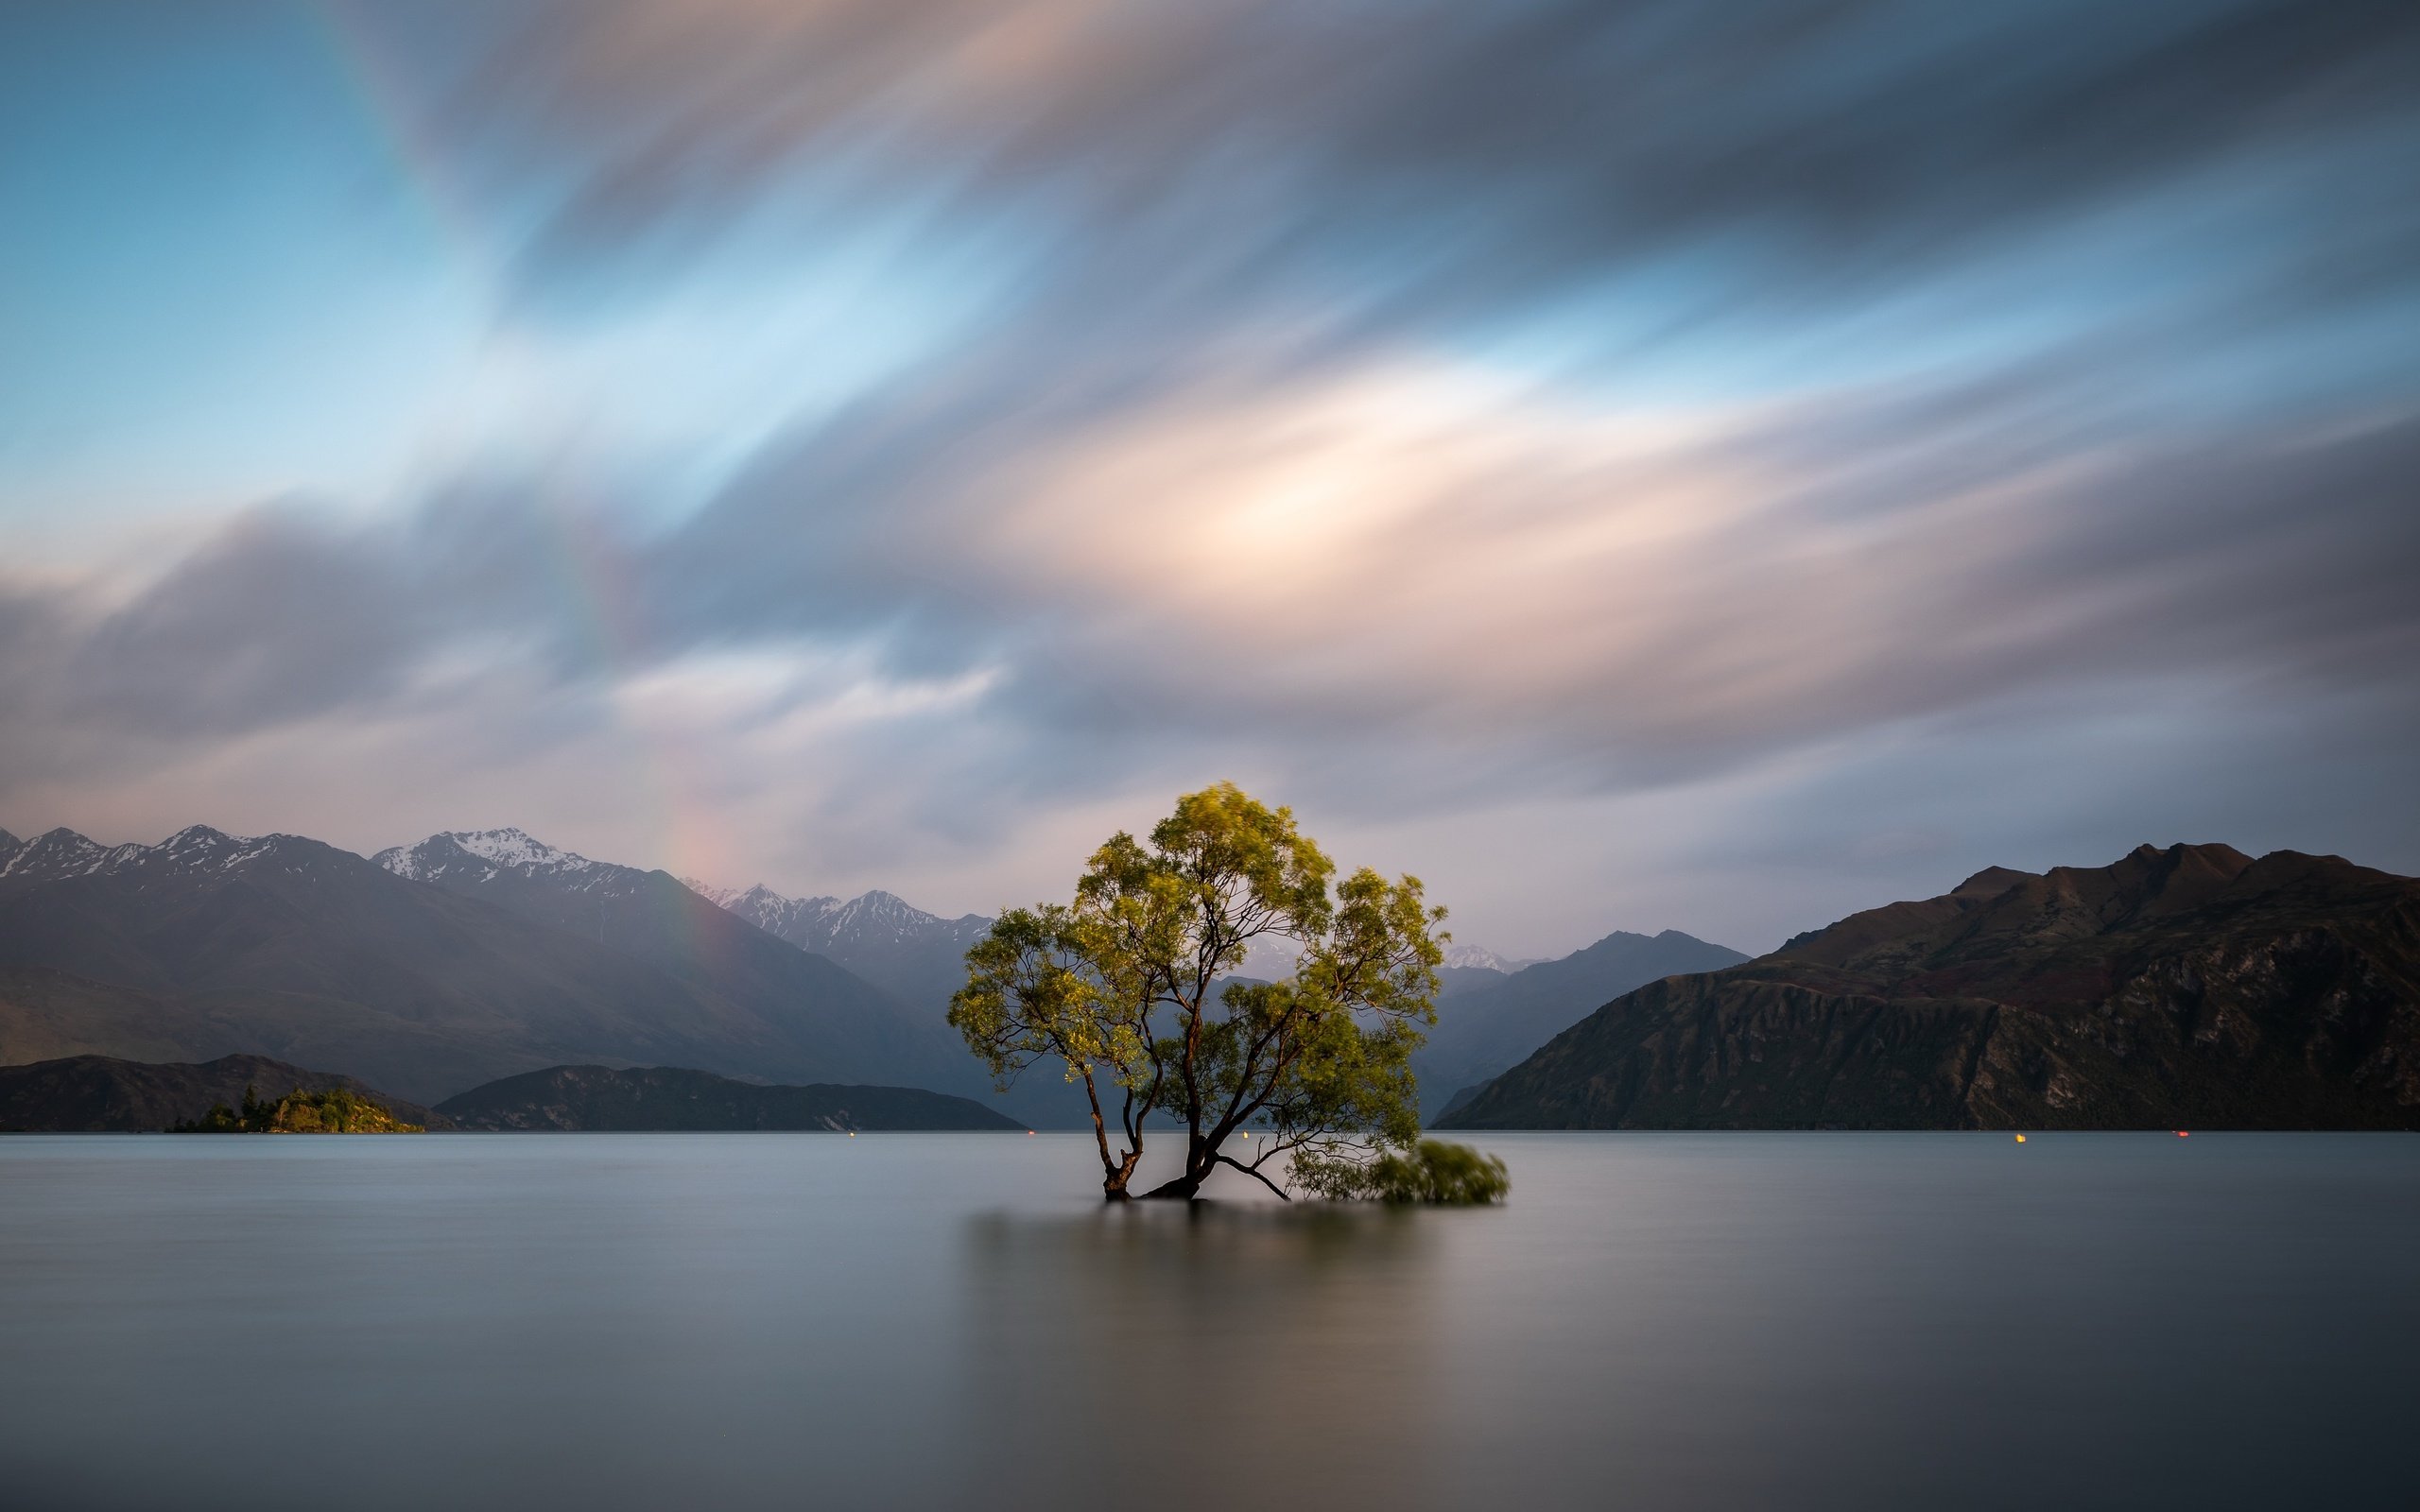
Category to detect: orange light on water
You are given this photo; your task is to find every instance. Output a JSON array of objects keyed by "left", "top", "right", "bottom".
[
  {"left": 2014, "top": 1134, "right": 2027, "bottom": 1143},
  {"left": 2176, "top": 1130, "right": 2189, "bottom": 1138}
]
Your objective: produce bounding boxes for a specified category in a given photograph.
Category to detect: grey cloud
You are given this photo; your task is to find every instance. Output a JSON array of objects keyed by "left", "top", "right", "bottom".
[
  {"left": 8, "top": 0, "right": 2418, "bottom": 922},
  {"left": 364, "top": 0, "right": 2420, "bottom": 334},
  {"left": 9, "top": 341, "right": 2412, "bottom": 849},
  {"left": 633, "top": 312, "right": 2420, "bottom": 820},
  {"left": 4, "top": 485, "right": 658, "bottom": 763},
  {"left": 60, "top": 509, "right": 424, "bottom": 736}
]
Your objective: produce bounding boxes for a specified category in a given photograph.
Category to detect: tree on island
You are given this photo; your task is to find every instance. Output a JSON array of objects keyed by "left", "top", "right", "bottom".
[
  {"left": 951, "top": 782, "right": 1495, "bottom": 1202},
  {"left": 171, "top": 1083, "right": 423, "bottom": 1133}
]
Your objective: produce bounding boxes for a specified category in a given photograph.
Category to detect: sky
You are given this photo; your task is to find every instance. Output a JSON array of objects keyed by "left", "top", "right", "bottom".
[{"left": 1, "top": 0, "right": 2415, "bottom": 957}]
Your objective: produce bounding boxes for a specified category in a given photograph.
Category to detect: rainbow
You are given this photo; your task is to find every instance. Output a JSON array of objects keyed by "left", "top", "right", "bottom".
[{"left": 308, "top": 6, "right": 751, "bottom": 964}]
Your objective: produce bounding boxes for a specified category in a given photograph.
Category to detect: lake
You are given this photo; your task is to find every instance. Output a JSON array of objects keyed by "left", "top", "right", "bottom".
[{"left": 3, "top": 1132, "right": 2413, "bottom": 1510}]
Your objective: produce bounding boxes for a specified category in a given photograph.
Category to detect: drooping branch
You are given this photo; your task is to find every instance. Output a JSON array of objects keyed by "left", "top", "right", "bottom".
[{"left": 1214, "top": 1152, "right": 1291, "bottom": 1201}]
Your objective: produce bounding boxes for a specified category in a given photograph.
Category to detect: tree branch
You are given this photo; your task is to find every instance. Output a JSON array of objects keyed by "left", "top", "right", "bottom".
[{"left": 1215, "top": 1152, "right": 1291, "bottom": 1200}]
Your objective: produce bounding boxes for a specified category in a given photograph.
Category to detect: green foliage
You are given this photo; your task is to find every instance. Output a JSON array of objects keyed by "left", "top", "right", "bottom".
[
  {"left": 951, "top": 782, "right": 1450, "bottom": 1199},
  {"left": 1293, "top": 1140, "right": 1511, "bottom": 1205},
  {"left": 171, "top": 1085, "right": 423, "bottom": 1134}
]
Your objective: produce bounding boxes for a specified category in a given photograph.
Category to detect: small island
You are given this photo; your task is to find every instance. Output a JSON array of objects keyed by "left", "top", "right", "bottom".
[{"left": 172, "top": 1085, "right": 424, "bottom": 1134}]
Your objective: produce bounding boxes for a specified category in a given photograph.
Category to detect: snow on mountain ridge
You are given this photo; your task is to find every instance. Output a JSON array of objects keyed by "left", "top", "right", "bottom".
[
  {"left": 0, "top": 824, "right": 321, "bottom": 885},
  {"left": 441, "top": 827, "right": 593, "bottom": 872},
  {"left": 680, "top": 877, "right": 987, "bottom": 952},
  {"left": 0, "top": 827, "right": 107, "bottom": 880},
  {"left": 374, "top": 828, "right": 626, "bottom": 887},
  {"left": 1441, "top": 943, "right": 1543, "bottom": 973}
]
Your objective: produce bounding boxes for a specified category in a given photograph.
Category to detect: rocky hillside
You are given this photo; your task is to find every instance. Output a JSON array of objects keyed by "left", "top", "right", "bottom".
[
  {"left": 1441, "top": 844, "right": 2420, "bottom": 1130},
  {"left": 437, "top": 1063, "right": 1025, "bottom": 1131}
]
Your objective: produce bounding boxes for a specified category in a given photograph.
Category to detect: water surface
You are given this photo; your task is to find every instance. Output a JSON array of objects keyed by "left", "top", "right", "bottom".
[{"left": 3, "top": 1132, "right": 2412, "bottom": 1510}]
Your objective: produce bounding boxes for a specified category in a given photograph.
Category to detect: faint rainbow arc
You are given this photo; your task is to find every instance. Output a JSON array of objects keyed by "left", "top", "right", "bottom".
[{"left": 306, "top": 5, "right": 750, "bottom": 958}]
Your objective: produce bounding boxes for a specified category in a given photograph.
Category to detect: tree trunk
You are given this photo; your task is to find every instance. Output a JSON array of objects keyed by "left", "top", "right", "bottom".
[
  {"left": 1136, "top": 1149, "right": 1215, "bottom": 1199},
  {"left": 1102, "top": 1148, "right": 1145, "bottom": 1202}
]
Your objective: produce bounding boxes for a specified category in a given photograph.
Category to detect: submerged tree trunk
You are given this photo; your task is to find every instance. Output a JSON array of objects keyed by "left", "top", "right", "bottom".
[
  {"left": 1137, "top": 1129, "right": 1213, "bottom": 1199},
  {"left": 1136, "top": 1143, "right": 1214, "bottom": 1199},
  {"left": 1084, "top": 1072, "right": 1148, "bottom": 1201}
]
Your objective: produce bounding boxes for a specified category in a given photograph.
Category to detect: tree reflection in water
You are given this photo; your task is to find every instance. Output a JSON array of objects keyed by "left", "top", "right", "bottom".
[{"left": 957, "top": 1202, "right": 1446, "bottom": 1508}]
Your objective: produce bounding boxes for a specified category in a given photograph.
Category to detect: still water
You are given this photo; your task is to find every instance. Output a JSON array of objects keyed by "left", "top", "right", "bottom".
[{"left": 2, "top": 1132, "right": 2413, "bottom": 1511}]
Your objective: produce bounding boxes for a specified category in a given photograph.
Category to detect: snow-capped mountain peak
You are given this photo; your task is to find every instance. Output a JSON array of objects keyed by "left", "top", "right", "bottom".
[
  {"left": 0, "top": 824, "right": 321, "bottom": 885},
  {"left": 0, "top": 826, "right": 108, "bottom": 880},
  {"left": 442, "top": 827, "right": 592, "bottom": 872},
  {"left": 1441, "top": 943, "right": 1542, "bottom": 973},
  {"left": 376, "top": 828, "right": 605, "bottom": 884},
  {"left": 822, "top": 889, "right": 944, "bottom": 944},
  {"left": 677, "top": 876, "right": 793, "bottom": 913},
  {"left": 677, "top": 874, "right": 992, "bottom": 1008},
  {"left": 680, "top": 877, "right": 987, "bottom": 954}
]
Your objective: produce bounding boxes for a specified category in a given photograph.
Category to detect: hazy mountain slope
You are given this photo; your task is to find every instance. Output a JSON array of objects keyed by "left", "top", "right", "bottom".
[
  {"left": 0, "top": 1052, "right": 445, "bottom": 1132},
  {"left": 1441, "top": 845, "right": 2420, "bottom": 1130},
  {"left": 683, "top": 874, "right": 1101, "bottom": 1127},
  {"left": 1435, "top": 964, "right": 1514, "bottom": 999},
  {"left": 683, "top": 878, "right": 990, "bottom": 1011},
  {"left": 0, "top": 827, "right": 974, "bottom": 1103},
  {"left": 1416, "top": 929, "right": 1751, "bottom": 1118},
  {"left": 375, "top": 830, "right": 966, "bottom": 1089},
  {"left": 436, "top": 1063, "right": 1024, "bottom": 1131},
  {"left": 0, "top": 964, "right": 246, "bottom": 1067}
]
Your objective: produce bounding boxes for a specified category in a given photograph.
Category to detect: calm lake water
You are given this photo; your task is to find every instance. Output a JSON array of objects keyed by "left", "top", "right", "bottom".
[{"left": 2, "top": 1132, "right": 2414, "bottom": 1511}]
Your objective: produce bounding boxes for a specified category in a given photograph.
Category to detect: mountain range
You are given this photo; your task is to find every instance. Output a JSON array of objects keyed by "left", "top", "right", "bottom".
[
  {"left": 1441, "top": 844, "right": 2420, "bottom": 1130},
  {"left": 0, "top": 818, "right": 1717, "bottom": 1128},
  {"left": 372, "top": 829, "right": 971, "bottom": 1091},
  {"left": 0, "top": 825, "right": 966, "bottom": 1105},
  {"left": 16, "top": 823, "right": 2405, "bottom": 1132},
  {"left": 680, "top": 877, "right": 992, "bottom": 1012}
]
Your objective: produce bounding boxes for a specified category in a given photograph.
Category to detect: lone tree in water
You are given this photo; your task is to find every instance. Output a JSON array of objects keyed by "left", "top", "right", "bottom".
[{"left": 950, "top": 782, "right": 1444, "bottom": 1200}]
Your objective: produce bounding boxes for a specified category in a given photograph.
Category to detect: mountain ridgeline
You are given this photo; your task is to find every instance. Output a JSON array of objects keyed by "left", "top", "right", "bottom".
[
  {"left": 0, "top": 1053, "right": 450, "bottom": 1133},
  {"left": 1442, "top": 844, "right": 2420, "bottom": 1130},
  {"left": 682, "top": 875, "right": 1129, "bottom": 1130},
  {"left": 1416, "top": 929, "right": 1751, "bottom": 1118},
  {"left": 372, "top": 830, "right": 974, "bottom": 1095},
  {"left": 0, "top": 825, "right": 974, "bottom": 1107},
  {"left": 681, "top": 878, "right": 992, "bottom": 1015},
  {"left": 8, "top": 824, "right": 2413, "bottom": 1131}
]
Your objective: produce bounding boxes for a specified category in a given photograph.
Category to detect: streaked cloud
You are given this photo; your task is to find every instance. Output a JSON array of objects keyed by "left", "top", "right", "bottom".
[{"left": 0, "top": 0, "right": 2413, "bottom": 952}]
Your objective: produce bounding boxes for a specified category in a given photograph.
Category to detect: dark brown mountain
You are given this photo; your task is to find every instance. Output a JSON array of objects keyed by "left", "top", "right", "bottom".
[
  {"left": 1440, "top": 844, "right": 2420, "bottom": 1130},
  {"left": 0, "top": 1052, "right": 446, "bottom": 1132},
  {"left": 436, "top": 1063, "right": 1025, "bottom": 1131},
  {"left": 0, "top": 826, "right": 975, "bottom": 1104}
]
